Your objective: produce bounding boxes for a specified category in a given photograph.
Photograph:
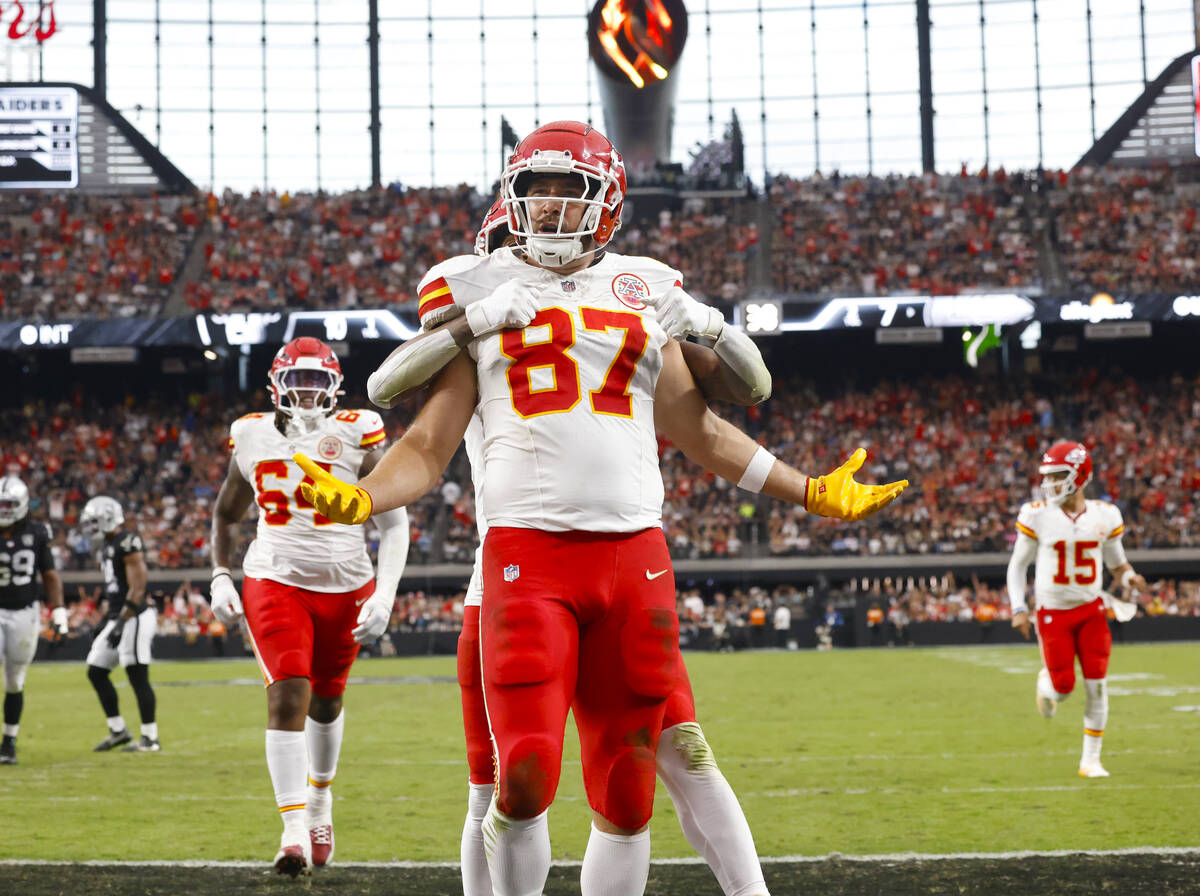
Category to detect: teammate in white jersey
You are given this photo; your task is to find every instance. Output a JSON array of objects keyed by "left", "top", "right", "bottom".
[
  {"left": 376, "top": 199, "right": 779, "bottom": 896},
  {"left": 1007, "top": 440, "right": 1147, "bottom": 778},
  {"left": 210, "top": 337, "right": 409, "bottom": 876},
  {"left": 298, "top": 121, "right": 907, "bottom": 896}
]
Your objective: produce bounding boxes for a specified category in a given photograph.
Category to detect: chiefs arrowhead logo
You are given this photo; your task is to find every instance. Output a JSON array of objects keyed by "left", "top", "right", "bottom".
[{"left": 612, "top": 273, "right": 649, "bottom": 310}]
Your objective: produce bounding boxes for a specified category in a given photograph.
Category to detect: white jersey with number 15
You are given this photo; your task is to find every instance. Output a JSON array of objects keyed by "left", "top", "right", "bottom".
[{"left": 1015, "top": 499, "right": 1127, "bottom": 611}]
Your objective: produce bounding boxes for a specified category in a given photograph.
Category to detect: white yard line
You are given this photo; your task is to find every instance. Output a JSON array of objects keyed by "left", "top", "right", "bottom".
[{"left": 3, "top": 847, "right": 1199, "bottom": 868}]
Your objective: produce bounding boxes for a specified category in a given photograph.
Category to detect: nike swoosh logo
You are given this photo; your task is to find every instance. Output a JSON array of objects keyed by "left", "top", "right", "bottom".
[
  {"left": 645, "top": 569, "right": 669, "bottom": 580},
  {"left": 355, "top": 597, "right": 370, "bottom": 607}
]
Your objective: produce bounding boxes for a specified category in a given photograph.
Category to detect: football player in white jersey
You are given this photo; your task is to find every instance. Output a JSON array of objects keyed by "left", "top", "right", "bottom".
[
  {"left": 1007, "top": 441, "right": 1147, "bottom": 778},
  {"left": 375, "top": 199, "right": 779, "bottom": 896},
  {"left": 298, "top": 120, "right": 907, "bottom": 896},
  {"left": 209, "top": 337, "right": 409, "bottom": 877}
]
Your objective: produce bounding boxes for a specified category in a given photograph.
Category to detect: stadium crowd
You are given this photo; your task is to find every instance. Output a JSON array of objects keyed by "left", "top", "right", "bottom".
[
  {"left": 0, "top": 393, "right": 446, "bottom": 572},
  {"left": 4, "top": 361, "right": 1194, "bottom": 579},
  {"left": 767, "top": 169, "right": 1043, "bottom": 295},
  {"left": 0, "top": 192, "right": 204, "bottom": 319},
  {"left": 7, "top": 164, "right": 1198, "bottom": 322},
  {"left": 1045, "top": 166, "right": 1200, "bottom": 293}
]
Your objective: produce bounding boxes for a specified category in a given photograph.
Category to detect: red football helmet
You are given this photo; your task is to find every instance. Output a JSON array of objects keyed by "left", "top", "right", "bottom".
[
  {"left": 474, "top": 197, "right": 510, "bottom": 257},
  {"left": 268, "top": 337, "right": 343, "bottom": 424},
  {"left": 1038, "top": 440, "right": 1092, "bottom": 505},
  {"left": 500, "top": 120, "right": 626, "bottom": 267}
]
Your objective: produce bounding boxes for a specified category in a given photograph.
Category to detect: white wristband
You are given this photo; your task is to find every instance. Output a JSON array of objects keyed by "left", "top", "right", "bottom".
[
  {"left": 736, "top": 446, "right": 777, "bottom": 493},
  {"left": 211, "top": 566, "right": 231, "bottom": 580},
  {"left": 1120, "top": 568, "right": 1137, "bottom": 589}
]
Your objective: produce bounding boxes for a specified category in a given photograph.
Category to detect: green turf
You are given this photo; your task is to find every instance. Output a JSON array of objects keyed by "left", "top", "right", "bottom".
[{"left": 1, "top": 643, "right": 1197, "bottom": 863}]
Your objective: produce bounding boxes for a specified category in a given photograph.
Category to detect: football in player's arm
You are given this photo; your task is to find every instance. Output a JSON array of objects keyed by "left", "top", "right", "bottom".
[
  {"left": 209, "top": 337, "right": 408, "bottom": 878},
  {"left": 80, "top": 495, "right": 160, "bottom": 754},
  {"left": 1006, "top": 441, "right": 1146, "bottom": 778},
  {"left": 0, "top": 476, "right": 65, "bottom": 765}
]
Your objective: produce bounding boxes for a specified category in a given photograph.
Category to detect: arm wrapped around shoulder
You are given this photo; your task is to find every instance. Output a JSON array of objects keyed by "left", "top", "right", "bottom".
[
  {"left": 713, "top": 325, "right": 772, "bottom": 403},
  {"left": 367, "top": 328, "right": 461, "bottom": 409}
]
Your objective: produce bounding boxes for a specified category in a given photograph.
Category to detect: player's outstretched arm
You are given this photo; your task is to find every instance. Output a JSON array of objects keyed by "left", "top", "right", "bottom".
[
  {"left": 653, "top": 340, "right": 907, "bottom": 521},
  {"left": 300, "top": 353, "right": 478, "bottom": 524}
]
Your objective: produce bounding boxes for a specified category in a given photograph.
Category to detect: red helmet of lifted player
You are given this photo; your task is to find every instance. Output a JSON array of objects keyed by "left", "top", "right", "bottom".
[
  {"left": 500, "top": 120, "right": 626, "bottom": 268},
  {"left": 1038, "top": 440, "right": 1092, "bottom": 505},
  {"left": 268, "top": 337, "right": 343, "bottom": 424},
  {"left": 474, "top": 198, "right": 510, "bottom": 257}
]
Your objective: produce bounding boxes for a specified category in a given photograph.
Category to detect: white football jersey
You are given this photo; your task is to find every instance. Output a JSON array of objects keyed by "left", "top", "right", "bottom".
[
  {"left": 1015, "top": 499, "right": 1127, "bottom": 610},
  {"left": 229, "top": 410, "right": 386, "bottom": 592},
  {"left": 421, "top": 247, "right": 680, "bottom": 533}
]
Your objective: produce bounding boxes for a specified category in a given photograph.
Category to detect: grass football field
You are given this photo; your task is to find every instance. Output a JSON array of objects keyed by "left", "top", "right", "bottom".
[{"left": 1, "top": 641, "right": 1198, "bottom": 894}]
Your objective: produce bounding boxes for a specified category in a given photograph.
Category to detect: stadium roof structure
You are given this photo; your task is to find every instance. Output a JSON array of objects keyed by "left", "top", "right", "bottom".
[{"left": 1077, "top": 50, "right": 1200, "bottom": 169}]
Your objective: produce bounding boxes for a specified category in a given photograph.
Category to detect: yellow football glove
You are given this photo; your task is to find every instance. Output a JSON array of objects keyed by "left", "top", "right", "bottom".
[
  {"left": 294, "top": 453, "right": 373, "bottom": 525},
  {"left": 804, "top": 448, "right": 909, "bottom": 522}
]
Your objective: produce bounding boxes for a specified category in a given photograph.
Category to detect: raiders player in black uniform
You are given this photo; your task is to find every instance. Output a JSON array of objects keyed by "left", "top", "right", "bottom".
[
  {"left": 80, "top": 496, "right": 161, "bottom": 753},
  {"left": 0, "top": 476, "right": 68, "bottom": 764}
]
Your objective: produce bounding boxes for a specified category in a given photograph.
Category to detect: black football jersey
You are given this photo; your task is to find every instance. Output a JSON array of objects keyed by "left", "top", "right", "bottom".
[
  {"left": 0, "top": 519, "right": 56, "bottom": 610},
  {"left": 100, "top": 530, "right": 144, "bottom": 619}
]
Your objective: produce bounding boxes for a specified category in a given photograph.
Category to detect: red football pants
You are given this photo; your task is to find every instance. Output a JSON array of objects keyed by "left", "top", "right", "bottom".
[
  {"left": 242, "top": 576, "right": 372, "bottom": 699},
  {"left": 459, "top": 608, "right": 699, "bottom": 787},
  {"left": 480, "top": 527, "right": 680, "bottom": 830},
  {"left": 457, "top": 605, "right": 494, "bottom": 785},
  {"left": 1036, "top": 597, "right": 1112, "bottom": 695}
]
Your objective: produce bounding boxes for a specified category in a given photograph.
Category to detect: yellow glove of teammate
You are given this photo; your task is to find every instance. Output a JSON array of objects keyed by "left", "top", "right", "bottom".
[
  {"left": 294, "top": 453, "right": 373, "bottom": 525},
  {"left": 804, "top": 448, "right": 909, "bottom": 522}
]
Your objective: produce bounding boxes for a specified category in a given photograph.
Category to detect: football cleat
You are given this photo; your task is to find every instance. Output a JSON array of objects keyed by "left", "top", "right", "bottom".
[
  {"left": 0, "top": 737, "right": 16, "bottom": 765},
  {"left": 93, "top": 728, "right": 132, "bottom": 752},
  {"left": 1078, "top": 761, "right": 1110, "bottom": 778},
  {"left": 1036, "top": 668, "right": 1058, "bottom": 719},
  {"left": 121, "top": 736, "right": 161, "bottom": 753},
  {"left": 274, "top": 837, "right": 312, "bottom": 878},
  {"left": 309, "top": 823, "right": 334, "bottom": 867}
]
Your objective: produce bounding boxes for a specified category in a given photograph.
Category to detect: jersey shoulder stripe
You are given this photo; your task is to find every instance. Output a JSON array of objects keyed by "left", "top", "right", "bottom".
[
  {"left": 418, "top": 277, "right": 453, "bottom": 319},
  {"left": 1015, "top": 521, "right": 1038, "bottom": 540},
  {"left": 1108, "top": 524, "right": 1125, "bottom": 538}
]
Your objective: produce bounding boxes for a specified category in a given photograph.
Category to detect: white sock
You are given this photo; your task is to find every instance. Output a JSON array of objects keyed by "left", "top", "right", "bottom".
[
  {"left": 305, "top": 712, "right": 344, "bottom": 822},
  {"left": 1082, "top": 678, "right": 1108, "bottom": 765},
  {"left": 461, "top": 782, "right": 495, "bottom": 896},
  {"left": 141, "top": 722, "right": 158, "bottom": 740},
  {"left": 657, "top": 723, "right": 769, "bottom": 896},
  {"left": 2, "top": 723, "right": 17, "bottom": 738},
  {"left": 580, "top": 823, "right": 651, "bottom": 896},
  {"left": 481, "top": 800, "right": 550, "bottom": 896},
  {"left": 107, "top": 715, "right": 126, "bottom": 733},
  {"left": 266, "top": 729, "right": 308, "bottom": 838}
]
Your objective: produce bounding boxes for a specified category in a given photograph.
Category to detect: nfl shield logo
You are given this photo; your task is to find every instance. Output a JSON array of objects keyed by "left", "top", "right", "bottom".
[
  {"left": 560, "top": 280, "right": 576, "bottom": 293},
  {"left": 503, "top": 564, "right": 520, "bottom": 582}
]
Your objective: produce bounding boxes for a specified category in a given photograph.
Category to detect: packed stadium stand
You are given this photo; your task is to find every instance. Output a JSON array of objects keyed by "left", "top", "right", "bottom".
[{"left": 5, "top": 165, "right": 1198, "bottom": 322}]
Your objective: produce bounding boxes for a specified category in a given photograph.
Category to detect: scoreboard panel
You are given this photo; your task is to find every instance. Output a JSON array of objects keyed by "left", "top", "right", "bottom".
[{"left": 0, "top": 85, "right": 79, "bottom": 188}]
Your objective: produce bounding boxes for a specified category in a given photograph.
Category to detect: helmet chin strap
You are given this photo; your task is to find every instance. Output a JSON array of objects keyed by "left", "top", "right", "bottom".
[{"left": 525, "top": 235, "right": 584, "bottom": 268}]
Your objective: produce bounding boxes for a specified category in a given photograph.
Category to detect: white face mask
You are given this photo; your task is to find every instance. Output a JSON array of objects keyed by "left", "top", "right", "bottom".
[
  {"left": 1036, "top": 468, "right": 1082, "bottom": 506},
  {"left": 273, "top": 367, "right": 339, "bottom": 424}
]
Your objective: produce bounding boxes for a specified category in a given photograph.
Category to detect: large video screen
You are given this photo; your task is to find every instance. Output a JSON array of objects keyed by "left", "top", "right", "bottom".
[{"left": 0, "top": 85, "right": 79, "bottom": 188}]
